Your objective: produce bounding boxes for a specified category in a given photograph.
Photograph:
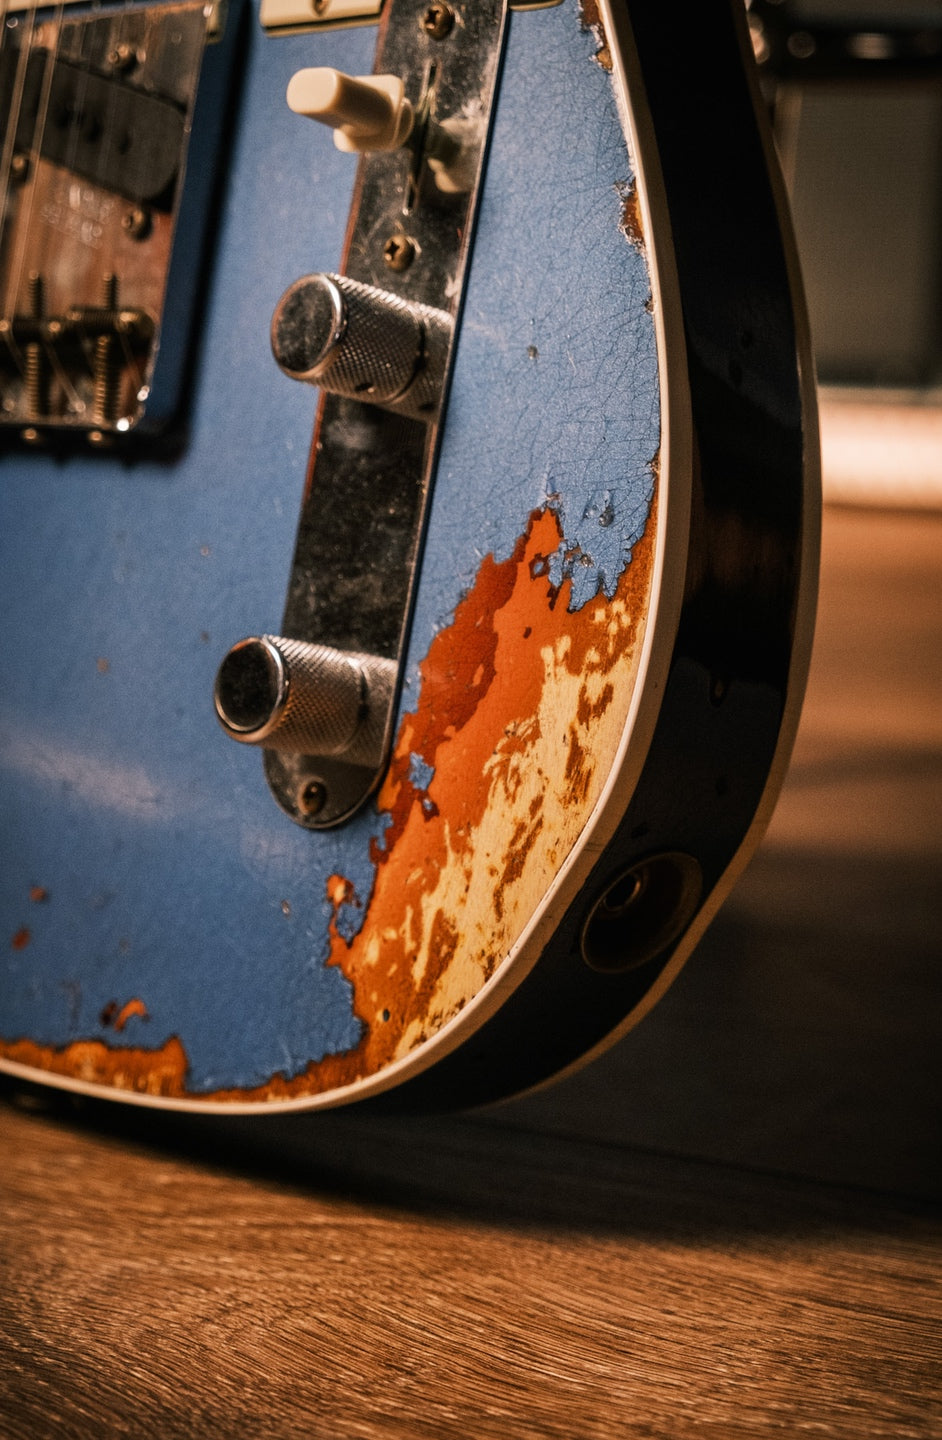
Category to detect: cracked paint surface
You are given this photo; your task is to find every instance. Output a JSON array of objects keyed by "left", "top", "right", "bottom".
[{"left": 0, "top": 0, "right": 662, "bottom": 1102}]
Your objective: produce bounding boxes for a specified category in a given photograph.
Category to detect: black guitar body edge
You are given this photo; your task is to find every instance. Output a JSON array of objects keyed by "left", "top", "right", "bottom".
[{"left": 368, "top": 0, "right": 820, "bottom": 1113}]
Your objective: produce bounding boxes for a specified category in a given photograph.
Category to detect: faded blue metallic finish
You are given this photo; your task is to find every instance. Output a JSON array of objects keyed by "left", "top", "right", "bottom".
[
  {"left": 0, "top": 0, "right": 659, "bottom": 1094},
  {"left": 408, "top": 2, "right": 658, "bottom": 676}
]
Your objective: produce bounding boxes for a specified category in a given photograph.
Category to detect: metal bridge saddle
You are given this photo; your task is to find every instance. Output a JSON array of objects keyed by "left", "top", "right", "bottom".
[{"left": 0, "top": 1, "right": 235, "bottom": 442}]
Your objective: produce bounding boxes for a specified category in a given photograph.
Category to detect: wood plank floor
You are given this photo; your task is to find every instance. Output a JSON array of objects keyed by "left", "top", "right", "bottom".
[
  {"left": 2, "top": 1093, "right": 940, "bottom": 1439},
  {"left": 2, "top": 505, "right": 941, "bottom": 1437}
]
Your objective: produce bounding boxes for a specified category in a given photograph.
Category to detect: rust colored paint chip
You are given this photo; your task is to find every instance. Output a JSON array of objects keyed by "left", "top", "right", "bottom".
[
  {"left": 579, "top": 0, "right": 613, "bottom": 70},
  {"left": 0, "top": 488, "right": 656, "bottom": 1106},
  {"left": 0, "top": 1036, "right": 189, "bottom": 1097}
]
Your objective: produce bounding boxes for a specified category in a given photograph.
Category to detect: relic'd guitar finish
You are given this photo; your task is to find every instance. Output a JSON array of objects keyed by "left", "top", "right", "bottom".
[{"left": 0, "top": 0, "right": 818, "bottom": 1111}]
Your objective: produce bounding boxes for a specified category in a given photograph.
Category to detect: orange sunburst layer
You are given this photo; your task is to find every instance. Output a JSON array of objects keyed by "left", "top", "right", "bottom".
[
  {"left": 2, "top": 493, "right": 656, "bottom": 1104},
  {"left": 0, "top": 1035, "right": 189, "bottom": 1097},
  {"left": 275, "top": 495, "right": 658, "bottom": 1099}
]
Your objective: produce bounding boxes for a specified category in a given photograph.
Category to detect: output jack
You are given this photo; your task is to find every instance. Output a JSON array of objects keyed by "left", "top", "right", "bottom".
[{"left": 581, "top": 852, "right": 703, "bottom": 974}]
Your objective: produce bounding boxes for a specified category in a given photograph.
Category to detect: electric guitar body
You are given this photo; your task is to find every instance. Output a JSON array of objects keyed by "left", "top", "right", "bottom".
[{"left": 0, "top": 0, "right": 818, "bottom": 1111}]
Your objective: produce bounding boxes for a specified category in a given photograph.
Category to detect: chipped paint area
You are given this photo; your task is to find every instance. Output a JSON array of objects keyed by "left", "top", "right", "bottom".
[
  {"left": 1, "top": 1035, "right": 188, "bottom": 1097},
  {"left": 100, "top": 997, "right": 149, "bottom": 1032},
  {"left": 0, "top": 488, "right": 657, "bottom": 1104},
  {"left": 579, "top": 0, "right": 613, "bottom": 70},
  {"left": 222, "top": 488, "right": 656, "bottom": 1102},
  {"left": 617, "top": 178, "right": 646, "bottom": 251},
  {"left": 330, "top": 500, "right": 657, "bottom": 1079}
]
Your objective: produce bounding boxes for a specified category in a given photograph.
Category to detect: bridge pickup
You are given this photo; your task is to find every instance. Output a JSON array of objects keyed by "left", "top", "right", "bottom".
[{"left": 0, "top": 0, "right": 238, "bottom": 443}]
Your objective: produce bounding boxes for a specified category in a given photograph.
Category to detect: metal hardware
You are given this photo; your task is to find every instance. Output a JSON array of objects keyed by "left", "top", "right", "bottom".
[
  {"left": 382, "top": 233, "right": 416, "bottom": 271},
  {"left": 296, "top": 778, "right": 328, "bottom": 817},
  {"left": 215, "top": 636, "right": 396, "bottom": 768},
  {"left": 581, "top": 854, "right": 703, "bottom": 974},
  {"left": 237, "top": 0, "right": 508, "bottom": 828},
  {"left": 420, "top": 3, "right": 453, "bottom": 40},
  {"left": 271, "top": 272, "right": 449, "bottom": 420},
  {"left": 122, "top": 207, "right": 153, "bottom": 241},
  {"left": 0, "top": 0, "right": 236, "bottom": 440}
]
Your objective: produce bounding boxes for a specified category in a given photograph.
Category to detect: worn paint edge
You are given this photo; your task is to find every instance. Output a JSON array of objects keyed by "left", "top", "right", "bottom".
[{"left": 524, "top": 0, "right": 822, "bottom": 1092}]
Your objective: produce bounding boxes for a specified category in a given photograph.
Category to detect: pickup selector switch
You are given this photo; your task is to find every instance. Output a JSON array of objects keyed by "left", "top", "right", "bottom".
[
  {"left": 270, "top": 272, "right": 450, "bottom": 420},
  {"left": 286, "top": 68, "right": 414, "bottom": 152}
]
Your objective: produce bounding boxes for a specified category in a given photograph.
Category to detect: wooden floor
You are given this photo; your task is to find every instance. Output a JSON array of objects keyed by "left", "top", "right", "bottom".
[{"left": 3, "top": 504, "right": 941, "bottom": 1438}]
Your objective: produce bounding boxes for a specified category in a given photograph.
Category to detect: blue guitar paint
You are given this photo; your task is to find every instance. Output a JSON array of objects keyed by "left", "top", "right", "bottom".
[{"left": 0, "top": 0, "right": 659, "bottom": 1095}]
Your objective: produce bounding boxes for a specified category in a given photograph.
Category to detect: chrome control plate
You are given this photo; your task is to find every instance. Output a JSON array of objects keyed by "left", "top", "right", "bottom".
[{"left": 258, "top": 0, "right": 508, "bottom": 827}]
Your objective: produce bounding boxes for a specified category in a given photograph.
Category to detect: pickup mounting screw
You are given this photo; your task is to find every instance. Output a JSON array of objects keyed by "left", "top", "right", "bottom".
[
  {"left": 382, "top": 233, "right": 415, "bottom": 271},
  {"left": 122, "top": 206, "right": 151, "bottom": 241},
  {"left": 421, "top": 3, "right": 454, "bottom": 39},
  {"left": 107, "top": 41, "right": 138, "bottom": 72}
]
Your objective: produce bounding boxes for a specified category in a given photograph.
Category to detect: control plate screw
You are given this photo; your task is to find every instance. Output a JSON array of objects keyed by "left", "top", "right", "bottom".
[
  {"left": 421, "top": 3, "right": 454, "bottom": 40},
  {"left": 297, "top": 778, "right": 327, "bottom": 817},
  {"left": 382, "top": 233, "right": 415, "bottom": 271}
]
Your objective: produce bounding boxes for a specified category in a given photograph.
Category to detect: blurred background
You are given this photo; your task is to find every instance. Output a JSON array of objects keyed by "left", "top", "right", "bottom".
[
  {"left": 499, "top": 1, "right": 942, "bottom": 1201},
  {"left": 750, "top": 0, "right": 942, "bottom": 505}
]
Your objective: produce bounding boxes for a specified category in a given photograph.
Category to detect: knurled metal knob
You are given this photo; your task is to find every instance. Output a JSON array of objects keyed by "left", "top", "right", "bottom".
[
  {"left": 270, "top": 272, "right": 450, "bottom": 421},
  {"left": 214, "top": 635, "right": 396, "bottom": 769}
]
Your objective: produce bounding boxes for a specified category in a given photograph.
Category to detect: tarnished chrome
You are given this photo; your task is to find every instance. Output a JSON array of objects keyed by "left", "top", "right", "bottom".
[
  {"left": 0, "top": 1, "right": 235, "bottom": 440},
  {"left": 215, "top": 636, "right": 396, "bottom": 769},
  {"left": 241, "top": 0, "right": 509, "bottom": 828},
  {"left": 271, "top": 272, "right": 450, "bottom": 420}
]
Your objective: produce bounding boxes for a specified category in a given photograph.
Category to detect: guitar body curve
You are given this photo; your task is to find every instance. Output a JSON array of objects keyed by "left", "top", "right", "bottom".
[{"left": 0, "top": 0, "right": 818, "bottom": 1111}]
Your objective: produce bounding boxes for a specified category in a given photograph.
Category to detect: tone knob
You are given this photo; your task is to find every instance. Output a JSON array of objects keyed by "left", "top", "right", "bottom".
[
  {"left": 214, "top": 635, "right": 396, "bottom": 770},
  {"left": 286, "top": 68, "right": 413, "bottom": 153},
  {"left": 270, "top": 272, "right": 450, "bottom": 421}
]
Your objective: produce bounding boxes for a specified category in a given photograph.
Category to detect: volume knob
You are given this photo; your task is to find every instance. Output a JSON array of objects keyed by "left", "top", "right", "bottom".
[
  {"left": 214, "top": 635, "right": 396, "bottom": 770},
  {"left": 270, "top": 272, "right": 449, "bottom": 421}
]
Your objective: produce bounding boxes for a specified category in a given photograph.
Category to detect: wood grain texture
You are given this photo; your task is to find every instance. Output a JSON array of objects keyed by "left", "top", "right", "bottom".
[
  {"left": 2, "top": 504, "right": 940, "bottom": 1437},
  {"left": 1, "top": 1093, "right": 940, "bottom": 1440}
]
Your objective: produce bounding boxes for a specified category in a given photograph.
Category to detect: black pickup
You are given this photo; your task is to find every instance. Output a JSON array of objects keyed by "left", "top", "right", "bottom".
[{"left": 0, "top": 47, "right": 185, "bottom": 206}]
